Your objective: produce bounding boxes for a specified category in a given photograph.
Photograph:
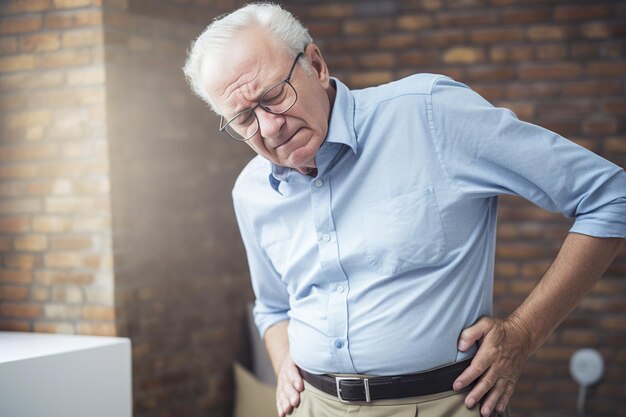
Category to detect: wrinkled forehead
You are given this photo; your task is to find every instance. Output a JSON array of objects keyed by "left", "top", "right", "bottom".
[{"left": 201, "top": 29, "right": 291, "bottom": 117}]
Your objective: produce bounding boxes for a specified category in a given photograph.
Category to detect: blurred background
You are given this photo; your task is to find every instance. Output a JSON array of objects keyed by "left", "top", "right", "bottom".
[{"left": 0, "top": 0, "right": 624, "bottom": 416}]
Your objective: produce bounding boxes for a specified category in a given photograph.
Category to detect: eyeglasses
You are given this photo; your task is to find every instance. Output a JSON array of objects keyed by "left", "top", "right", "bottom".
[{"left": 219, "top": 52, "right": 304, "bottom": 142}]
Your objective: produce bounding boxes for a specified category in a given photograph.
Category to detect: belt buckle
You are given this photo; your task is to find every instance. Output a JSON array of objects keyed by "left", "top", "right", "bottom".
[{"left": 335, "top": 377, "right": 370, "bottom": 403}]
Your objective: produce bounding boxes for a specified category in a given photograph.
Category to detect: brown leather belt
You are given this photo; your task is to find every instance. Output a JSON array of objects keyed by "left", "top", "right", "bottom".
[{"left": 298, "top": 358, "right": 472, "bottom": 403}]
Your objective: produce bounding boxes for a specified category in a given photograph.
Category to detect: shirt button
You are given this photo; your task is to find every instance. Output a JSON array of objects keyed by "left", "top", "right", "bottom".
[
  {"left": 322, "top": 233, "right": 331, "bottom": 242},
  {"left": 314, "top": 179, "right": 323, "bottom": 188},
  {"left": 336, "top": 285, "right": 344, "bottom": 294},
  {"left": 335, "top": 340, "right": 344, "bottom": 349}
]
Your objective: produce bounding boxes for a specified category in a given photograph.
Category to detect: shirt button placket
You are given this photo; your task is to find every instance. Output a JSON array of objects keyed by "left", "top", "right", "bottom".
[{"left": 311, "top": 173, "right": 354, "bottom": 372}]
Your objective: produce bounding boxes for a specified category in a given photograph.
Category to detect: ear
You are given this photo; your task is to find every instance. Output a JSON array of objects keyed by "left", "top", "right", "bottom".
[{"left": 304, "top": 43, "right": 331, "bottom": 89}]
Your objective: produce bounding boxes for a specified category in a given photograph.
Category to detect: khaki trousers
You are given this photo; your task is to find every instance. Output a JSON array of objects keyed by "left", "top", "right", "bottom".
[{"left": 290, "top": 381, "right": 510, "bottom": 417}]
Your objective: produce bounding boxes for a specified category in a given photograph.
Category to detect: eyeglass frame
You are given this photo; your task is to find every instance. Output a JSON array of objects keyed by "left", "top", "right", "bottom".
[{"left": 218, "top": 51, "right": 305, "bottom": 141}]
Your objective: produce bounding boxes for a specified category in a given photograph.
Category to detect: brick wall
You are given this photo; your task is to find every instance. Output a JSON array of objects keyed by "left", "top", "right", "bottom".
[
  {"left": 283, "top": 0, "right": 626, "bottom": 416},
  {"left": 1, "top": 1, "right": 253, "bottom": 416},
  {"left": 0, "top": 0, "right": 114, "bottom": 335},
  {"left": 2, "top": 1, "right": 625, "bottom": 417}
]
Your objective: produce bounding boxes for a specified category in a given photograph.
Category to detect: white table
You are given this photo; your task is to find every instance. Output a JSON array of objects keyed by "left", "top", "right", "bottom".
[{"left": 0, "top": 331, "right": 132, "bottom": 417}]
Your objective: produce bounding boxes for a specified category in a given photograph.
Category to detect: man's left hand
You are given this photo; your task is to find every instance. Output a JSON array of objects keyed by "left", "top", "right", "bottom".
[{"left": 453, "top": 315, "right": 533, "bottom": 416}]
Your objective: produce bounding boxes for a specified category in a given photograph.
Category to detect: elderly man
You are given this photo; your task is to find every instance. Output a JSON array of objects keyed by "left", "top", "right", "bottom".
[{"left": 183, "top": 3, "right": 626, "bottom": 417}]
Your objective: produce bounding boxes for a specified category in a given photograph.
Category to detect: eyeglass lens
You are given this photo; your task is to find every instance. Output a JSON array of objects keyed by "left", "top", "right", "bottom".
[{"left": 224, "top": 81, "right": 297, "bottom": 141}]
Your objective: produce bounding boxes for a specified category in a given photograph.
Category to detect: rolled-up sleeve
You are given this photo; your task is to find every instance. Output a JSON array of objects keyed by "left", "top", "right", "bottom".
[
  {"left": 232, "top": 191, "right": 290, "bottom": 338},
  {"left": 429, "top": 76, "right": 626, "bottom": 238}
]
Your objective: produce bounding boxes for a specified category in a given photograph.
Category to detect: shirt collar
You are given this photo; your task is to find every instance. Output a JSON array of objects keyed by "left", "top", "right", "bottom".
[{"left": 269, "top": 77, "right": 357, "bottom": 193}]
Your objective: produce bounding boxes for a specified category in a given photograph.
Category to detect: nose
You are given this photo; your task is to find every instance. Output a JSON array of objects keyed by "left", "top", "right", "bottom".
[{"left": 255, "top": 108, "right": 286, "bottom": 140}]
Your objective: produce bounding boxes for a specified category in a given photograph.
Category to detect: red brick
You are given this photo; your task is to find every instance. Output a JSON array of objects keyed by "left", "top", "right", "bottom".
[
  {"left": 0, "top": 320, "right": 30, "bottom": 331},
  {"left": 82, "top": 305, "right": 115, "bottom": 320},
  {"left": 415, "top": 29, "right": 466, "bottom": 47},
  {"left": 505, "top": 82, "right": 561, "bottom": 99},
  {"left": 82, "top": 253, "right": 112, "bottom": 269},
  {"left": 1, "top": 109, "right": 53, "bottom": 129},
  {"left": 466, "top": 65, "right": 516, "bottom": 81},
  {"left": 349, "top": 71, "right": 393, "bottom": 88},
  {"left": 0, "top": 302, "right": 42, "bottom": 318},
  {"left": 377, "top": 33, "right": 417, "bottom": 49},
  {"left": 325, "top": 37, "right": 373, "bottom": 53},
  {"left": 396, "top": 14, "right": 433, "bottom": 31},
  {"left": 33, "top": 321, "right": 74, "bottom": 333},
  {"left": 519, "top": 62, "right": 581, "bottom": 80},
  {"left": 496, "top": 243, "right": 549, "bottom": 259},
  {"left": 0, "top": 15, "right": 43, "bottom": 34},
  {"left": 602, "top": 317, "right": 626, "bottom": 331},
  {"left": 307, "top": 4, "right": 355, "bottom": 19},
  {"left": 50, "top": 234, "right": 92, "bottom": 250},
  {"left": 0, "top": 53, "right": 36, "bottom": 73},
  {"left": 307, "top": 22, "right": 340, "bottom": 37},
  {"left": 0, "top": 215, "right": 30, "bottom": 233},
  {"left": 0, "top": 285, "right": 29, "bottom": 301},
  {"left": 603, "top": 99, "right": 626, "bottom": 115},
  {"left": 14, "top": 235, "right": 48, "bottom": 251},
  {"left": 0, "top": 143, "right": 59, "bottom": 162},
  {"left": 582, "top": 116, "right": 618, "bottom": 135},
  {"left": 355, "top": 53, "right": 395, "bottom": 69},
  {"left": 582, "top": 22, "right": 626, "bottom": 39},
  {"left": 4, "top": 253, "right": 37, "bottom": 269},
  {"left": 0, "top": 198, "right": 41, "bottom": 214},
  {"left": 469, "top": 28, "right": 524, "bottom": 43},
  {"left": 536, "top": 44, "right": 567, "bottom": 60},
  {"left": 442, "top": 46, "right": 485, "bottom": 64},
  {"left": 554, "top": 4, "right": 610, "bottom": 21},
  {"left": 527, "top": 25, "right": 575, "bottom": 41},
  {"left": 32, "top": 215, "right": 72, "bottom": 232},
  {"left": 499, "top": 8, "right": 551, "bottom": 24},
  {"left": 0, "top": 37, "right": 18, "bottom": 54},
  {"left": 563, "top": 80, "right": 622, "bottom": 97},
  {"left": 586, "top": 61, "right": 626, "bottom": 77},
  {"left": 0, "top": 94, "right": 26, "bottom": 110},
  {"left": 61, "top": 28, "right": 103, "bottom": 47},
  {"left": 34, "top": 270, "right": 92, "bottom": 284},
  {"left": 44, "top": 10, "right": 102, "bottom": 29},
  {"left": 342, "top": 18, "right": 393, "bottom": 35},
  {"left": 36, "top": 49, "right": 92, "bottom": 68},
  {"left": 436, "top": 10, "right": 496, "bottom": 27},
  {"left": 77, "top": 321, "right": 116, "bottom": 336},
  {"left": 53, "top": 0, "right": 93, "bottom": 8},
  {"left": 0, "top": 71, "right": 65, "bottom": 91},
  {"left": 19, "top": 33, "right": 62, "bottom": 52},
  {"left": 45, "top": 252, "right": 82, "bottom": 268},
  {"left": 489, "top": 45, "right": 533, "bottom": 63},
  {"left": 0, "top": 0, "right": 51, "bottom": 14},
  {"left": 605, "top": 138, "right": 626, "bottom": 153},
  {"left": 0, "top": 164, "right": 38, "bottom": 179},
  {"left": 399, "top": 51, "right": 439, "bottom": 66}
]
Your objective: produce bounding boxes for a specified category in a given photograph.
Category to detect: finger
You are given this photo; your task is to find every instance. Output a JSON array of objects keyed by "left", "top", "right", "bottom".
[
  {"left": 479, "top": 379, "right": 508, "bottom": 417},
  {"left": 458, "top": 317, "right": 492, "bottom": 351},
  {"left": 277, "top": 391, "right": 293, "bottom": 416},
  {"left": 285, "top": 365, "right": 304, "bottom": 392},
  {"left": 280, "top": 377, "right": 302, "bottom": 407},
  {"left": 495, "top": 382, "right": 515, "bottom": 414},
  {"left": 454, "top": 347, "right": 494, "bottom": 391},
  {"left": 464, "top": 369, "right": 498, "bottom": 410}
]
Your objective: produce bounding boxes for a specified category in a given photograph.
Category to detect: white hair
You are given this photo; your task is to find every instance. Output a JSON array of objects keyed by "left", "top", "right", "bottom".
[{"left": 183, "top": 2, "right": 313, "bottom": 113}]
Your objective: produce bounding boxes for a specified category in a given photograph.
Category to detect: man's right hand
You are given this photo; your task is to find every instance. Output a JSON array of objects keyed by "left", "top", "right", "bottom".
[{"left": 276, "top": 356, "right": 304, "bottom": 417}]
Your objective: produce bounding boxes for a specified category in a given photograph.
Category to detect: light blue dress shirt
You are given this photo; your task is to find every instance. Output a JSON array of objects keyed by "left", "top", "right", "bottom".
[{"left": 232, "top": 74, "right": 626, "bottom": 376}]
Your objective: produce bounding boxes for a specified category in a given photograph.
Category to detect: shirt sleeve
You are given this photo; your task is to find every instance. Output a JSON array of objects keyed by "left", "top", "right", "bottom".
[
  {"left": 232, "top": 189, "right": 290, "bottom": 338},
  {"left": 429, "top": 76, "right": 626, "bottom": 238}
]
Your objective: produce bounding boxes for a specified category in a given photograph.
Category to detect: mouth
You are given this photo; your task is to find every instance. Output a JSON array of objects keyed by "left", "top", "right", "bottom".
[{"left": 274, "top": 128, "right": 302, "bottom": 150}]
